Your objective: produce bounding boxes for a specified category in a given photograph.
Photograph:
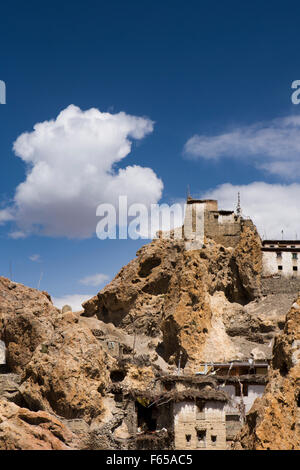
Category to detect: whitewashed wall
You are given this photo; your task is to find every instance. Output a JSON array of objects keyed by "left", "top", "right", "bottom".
[
  {"left": 224, "top": 384, "right": 265, "bottom": 414},
  {"left": 263, "top": 251, "right": 299, "bottom": 276},
  {"left": 0, "top": 340, "right": 6, "bottom": 365},
  {"left": 173, "top": 400, "right": 226, "bottom": 450}
]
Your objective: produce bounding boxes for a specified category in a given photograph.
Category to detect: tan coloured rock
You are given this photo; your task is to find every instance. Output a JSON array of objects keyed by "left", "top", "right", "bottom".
[
  {"left": 19, "top": 318, "right": 110, "bottom": 423},
  {"left": 0, "top": 277, "right": 59, "bottom": 373},
  {"left": 83, "top": 223, "right": 262, "bottom": 371},
  {"left": 234, "top": 297, "right": 300, "bottom": 450},
  {"left": 0, "top": 399, "right": 75, "bottom": 450}
]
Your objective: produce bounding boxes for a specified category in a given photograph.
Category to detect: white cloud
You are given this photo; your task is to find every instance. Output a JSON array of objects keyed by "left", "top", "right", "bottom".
[
  {"left": 29, "top": 254, "right": 41, "bottom": 262},
  {"left": 184, "top": 115, "right": 300, "bottom": 178},
  {"left": 9, "top": 230, "right": 27, "bottom": 239},
  {"left": 52, "top": 294, "right": 92, "bottom": 312},
  {"left": 2, "top": 105, "right": 163, "bottom": 238},
  {"left": 79, "top": 273, "right": 109, "bottom": 287},
  {"left": 202, "top": 182, "right": 300, "bottom": 239},
  {"left": 0, "top": 209, "right": 14, "bottom": 225}
]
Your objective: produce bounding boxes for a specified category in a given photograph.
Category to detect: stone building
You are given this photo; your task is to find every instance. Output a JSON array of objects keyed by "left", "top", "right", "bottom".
[
  {"left": 173, "top": 399, "right": 227, "bottom": 450},
  {"left": 196, "top": 360, "right": 268, "bottom": 447},
  {"left": 262, "top": 240, "right": 300, "bottom": 277},
  {"left": 161, "top": 197, "right": 253, "bottom": 251},
  {"left": 184, "top": 197, "right": 244, "bottom": 250}
]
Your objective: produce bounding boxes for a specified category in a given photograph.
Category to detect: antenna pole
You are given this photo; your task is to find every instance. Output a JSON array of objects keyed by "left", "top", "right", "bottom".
[
  {"left": 187, "top": 184, "right": 191, "bottom": 200},
  {"left": 236, "top": 192, "right": 241, "bottom": 216},
  {"left": 37, "top": 271, "right": 43, "bottom": 290}
]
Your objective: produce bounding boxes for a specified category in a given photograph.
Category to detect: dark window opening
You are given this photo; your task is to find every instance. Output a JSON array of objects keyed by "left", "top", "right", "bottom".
[
  {"left": 292, "top": 253, "right": 298, "bottom": 260},
  {"left": 235, "top": 383, "right": 248, "bottom": 396},
  {"left": 277, "top": 252, "right": 282, "bottom": 258},
  {"left": 293, "top": 266, "right": 298, "bottom": 271},
  {"left": 226, "top": 414, "right": 240, "bottom": 422},
  {"left": 197, "top": 430, "right": 206, "bottom": 442},
  {"left": 196, "top": 401, "right": 205, "bottom": 412},
  {"left": 297, "top": 394, "right": 300, "bottom": 407},
  {"left": 164, "top": 382, "right": 174, "bottom": 391},
  {"left": 185, "top": 434, "right": 191, "bottom": 442},
  {"left": 211, "top": 435, "right": 217, "bottom": 446},
  {"left": 136, "top": 401, "right": 157, "bottom": 432},
  {"left": 278, "top": 265, "right": 283, "bottom": 271}
]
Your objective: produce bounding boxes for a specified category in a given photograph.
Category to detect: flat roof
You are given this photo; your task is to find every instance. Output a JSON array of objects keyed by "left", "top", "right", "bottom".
[
  {"left": 218, "top": 210, "right": 234, "bottom": 215},
  {"left": 196, "top": 361, "right": 269, "bottom": 369},
  {"left": 262, "top": 247, "right": 300, "bottom": 252},
  {"left": 263, "top": 240, "right": 300, "bottom": 245},
  {"left": 186, "top": 198, "right": 217, "bottom": 204}
]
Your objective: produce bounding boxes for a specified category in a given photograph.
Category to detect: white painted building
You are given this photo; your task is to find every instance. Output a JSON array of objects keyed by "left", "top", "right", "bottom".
[
  {"left": 224, "top": 383, "right": 265, "bottom": 414},
  {"left": 262, "top": 240, "right": 300, "bottom": 277},
  {"left": 0, "top": 340, "right": 6, "bottom": 365},
  {"left": 174, "top": 400, "right": 226, "bottom": 450}
]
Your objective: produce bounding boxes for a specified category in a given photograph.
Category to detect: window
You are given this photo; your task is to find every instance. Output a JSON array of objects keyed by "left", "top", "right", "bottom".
[
  {"left": 185, "top": 434, "right": 191, "bottom": 443},
  {"left": 293, "top": 266, "right": 298, "bottom": 272},
  {"left": 292, "top": 253, "right": 298, "bottom": 260},
  {"left": 278, "top": 266, "right": 283, "bottom": 271},
  {"left": 196, "top": 430, "right": 206, "bottom": 448},
  {"left": 235, "top": 383, "right": 248, "bottom": 396},
  {"left": 226, "top": 414, "right": 240, "bottom": 422},
  {"left": 211, "top": 435, "right": 217, "bottom": 446},
  {"left": 277, "top": 252, "right": 282, "bottom": 258}
]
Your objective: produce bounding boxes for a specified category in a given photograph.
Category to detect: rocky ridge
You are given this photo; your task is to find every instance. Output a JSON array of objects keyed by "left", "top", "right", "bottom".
[{"left": 0, "top": 218, "right": 299, "bottom": 449}]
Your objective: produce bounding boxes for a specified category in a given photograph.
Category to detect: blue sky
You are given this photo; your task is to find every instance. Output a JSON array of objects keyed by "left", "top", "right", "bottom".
[{"left": 1, "top": 0, "right": 300, "bottom": 309}]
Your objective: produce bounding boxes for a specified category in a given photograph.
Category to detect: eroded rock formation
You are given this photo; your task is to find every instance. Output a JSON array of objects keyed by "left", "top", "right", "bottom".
[
  {"left": 0, "top": 215, "right": 298, "bottom": 450},
  {"left": 234, "top": 298, "right": 300, "bottom": 450},
  {"left": 83, "top": 222, "right": 262, "bottom": 371},
  {"left": 0, "top": 400, "right": 76, "bottom": 450},
  {"left": 0, "top": 278, "right": 59, "bottom": 373}
]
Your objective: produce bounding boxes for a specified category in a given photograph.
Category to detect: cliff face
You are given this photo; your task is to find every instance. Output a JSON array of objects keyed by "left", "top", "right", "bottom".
[
  {"left": 4, "top": 217, "right": 296, "bottom": 450},
  {"left": 20, "top": 313, "right": 110, "bottom": 423},
  {"left": 234, "top": 298, "right": 300, "bottom": 450},
  {"left": 83, "top": 222, "right": 262, "bottom": 371},
  {"left": 0, "top": 278, "right": 115, "bottom": 448},
  {"left": 0, "top": 277, "right": 59, "bottom": 373}
]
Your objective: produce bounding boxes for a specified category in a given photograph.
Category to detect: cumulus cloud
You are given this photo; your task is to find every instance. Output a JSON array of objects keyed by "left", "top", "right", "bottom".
[
  {"left": 79, "top": 273, "right": 109, "bottom": 287},
  {"left": 3, "top": 105, "right": 163, "bottom": 238},
  {"left": 184, "top": 115, "right": 300, "bottom": 178},
  {"left": 202, "top": 182, "right": 300, "bottom": 239},
  {"left": 52, "top": 294, "right": 92, "bottom": 312}
]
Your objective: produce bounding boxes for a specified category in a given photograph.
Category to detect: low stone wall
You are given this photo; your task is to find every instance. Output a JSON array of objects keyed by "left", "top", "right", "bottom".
[{"left": 261, "top": 277, "right": 300, "bottom": 295}]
